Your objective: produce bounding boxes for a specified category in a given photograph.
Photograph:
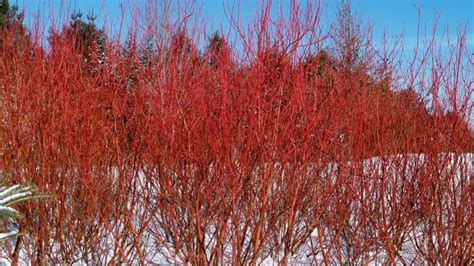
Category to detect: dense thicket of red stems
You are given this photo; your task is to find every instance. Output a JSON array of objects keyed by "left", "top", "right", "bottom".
[{"left": 0, "top": 0, "right": 472, "bottom": 264}]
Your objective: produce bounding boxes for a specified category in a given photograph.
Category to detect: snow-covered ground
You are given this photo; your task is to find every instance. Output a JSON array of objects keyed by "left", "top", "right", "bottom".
[{"left": 1, "top": 153, "right": 472, "bottom": 265}]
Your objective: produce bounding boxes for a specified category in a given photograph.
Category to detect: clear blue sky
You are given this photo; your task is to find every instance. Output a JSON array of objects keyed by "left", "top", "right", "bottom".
[{"left": 10, "top": 0, "right": 474, "bottom": 51}]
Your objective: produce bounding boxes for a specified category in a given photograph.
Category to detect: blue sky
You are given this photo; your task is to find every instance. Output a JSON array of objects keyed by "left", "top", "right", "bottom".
[
  {"left": 14, "top": 0, "right": 473, "bottom": 47},
  {"left": 10, "top": 0, "right": 473, "bottom": 73}
]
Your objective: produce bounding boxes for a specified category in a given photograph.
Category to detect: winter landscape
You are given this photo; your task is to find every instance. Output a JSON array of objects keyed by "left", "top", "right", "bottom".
[{"left": 0, "top": 0, "right": 473, "bottom": 264}]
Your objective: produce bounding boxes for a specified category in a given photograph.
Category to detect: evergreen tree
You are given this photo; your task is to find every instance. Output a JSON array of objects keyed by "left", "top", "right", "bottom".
[
  {"left": 206, "top": 31, "right": 231, "bottom": 67},
  {"left": 49, "top": 11, "right": 106, "bottom": 73},
  {"left": 69, "top": 11, "right": 105, "bottom": 62},
  {"left": 331, "top": 0, "right": 364, "bottom": 72},
  {"left": 0, "top": 0, "right": 27, "bottom": 43}
]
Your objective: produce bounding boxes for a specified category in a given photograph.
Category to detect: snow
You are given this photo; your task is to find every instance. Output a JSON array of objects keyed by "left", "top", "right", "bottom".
[{"left": 0, "top": 153, "right": 472, "bottom": 264}]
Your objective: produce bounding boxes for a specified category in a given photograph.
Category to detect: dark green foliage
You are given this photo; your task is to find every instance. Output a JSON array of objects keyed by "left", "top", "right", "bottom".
[
  {"left": 0, "top": 0, "right": 27, "bottom": 44},
  {"left": 69, "top": 11, "right": 105, "bottom": 58},
  {"left": 0, "top": 0, "right": 23, "bottom": 31},
  {"left": 331, "top": 0, "right": 364, "bottom": 73},
  {"left": 0, "top": 0, "right": 16, "bottom": 30},
  {"left": 206, "top": 31, "right": 230, "bottom": 67},
  {"left": 48, "top": 10, "right": 106, "bottom": 74}
]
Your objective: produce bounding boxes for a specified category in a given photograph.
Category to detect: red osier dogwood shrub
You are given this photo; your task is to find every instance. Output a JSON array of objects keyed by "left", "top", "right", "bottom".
[{"left": 0, "top": 0, "right": 472, "bottom": 264}]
